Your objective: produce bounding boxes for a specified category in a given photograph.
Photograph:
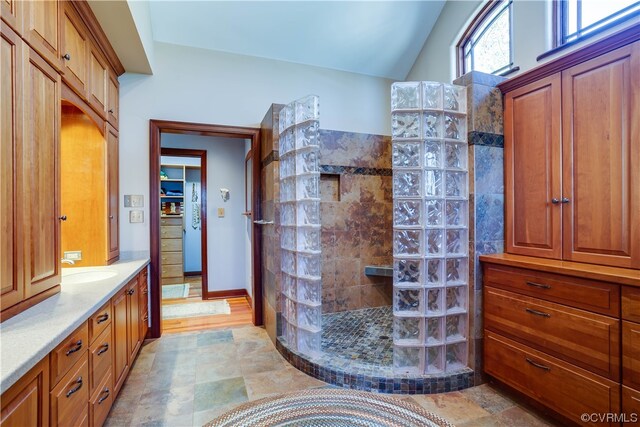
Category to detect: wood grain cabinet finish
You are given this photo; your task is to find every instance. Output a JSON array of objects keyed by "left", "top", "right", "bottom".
[
  {"left": 88, "top": 301, "right": 111, "bottom": 344},
  {"left": 0, "top": 356, "right": 49, "bottom": 427},
  {"left": 89, "top": 369, "right": 112, "bottom": 427},
  {"left": 111, "top": 286, "right": 128, "bottom": 396},
  {"left": 107, "top": 72, "right": 118, "bottom": 128},
  {"left": 504, "top": 74, "right": 562, "bottom": 260},
  {"left": 484, "top": 331, "right": 621, "bottom": 426},
  {"left": 88, "top": 326, "right": 112, "bottom": 397},
  {"left": 0, "top": 22, "right": 23, "bottom": 312},
  {"left": 20, "top": 0, "right": 61, "bottom": 71},
  {"left": 60, "top": 2, "right": 88, "bottom": 98},
  {"left": 127, "top": 278, "right": 141, "bottom": 362},
  {"left": 139, "top": 268, "right": 149, "bottom": 340},
  {"left": 50, "top": 322, "right": 88, "bottom": 386},
  {"left": 622, "top": 286, "right": 640, "bottom": 323},
  {"left": 106, "top": 124, "right": 119, "bottom": 263},
  {"left": 561, "top": 42, "right": 640, "bottom": 269},
  {"left": 622, "top": 386, "right": 640, "bottom": 420},
  {"left": 50, "top": 355, "right": 89, "bottom": 427},
  {"left": 623, "top": 320, "right": 640, "bottom": 390},
  {"left": 503, "top": 41, "right": 640, "bottom": 269},
  {"left": 484, "top": 286, "right": 620, "bottom": 380},
  {"left": 1, "top": 0, "right": 23, "bottom": 35},
  {"left": 88, "top": 44, "right": 107, "bottom": 117}
]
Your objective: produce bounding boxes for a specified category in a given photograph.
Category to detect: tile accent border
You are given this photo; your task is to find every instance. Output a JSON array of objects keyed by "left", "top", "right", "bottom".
[
  {"left": 319, "top": 165, "right": 392, "bottom": 176},
  {"left": 261, "top": 150, "right": 279, "bottom": 168},
  {"left": 276, "top": 338, "right": 475, "bottom": 394},
  {"left": 468, "top": 131, "right": 504, "bottom": 147}
]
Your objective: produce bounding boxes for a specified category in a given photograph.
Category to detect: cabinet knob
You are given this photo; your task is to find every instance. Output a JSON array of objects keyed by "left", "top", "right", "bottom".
[
  {"left": 62, "top": 53, "right": 71, "bottom": 61},
  {"left": 561, "top": 197, "right": 570, "bottom": 204},
  {"left": 551, "top": 198, "right": 559, "bottom": 204},
  {"left": 109, "top": 215, "right": 114, "bottom": 219},
  {"left": 59, "top": 215, "right": 68, "bottom": 221},
  {"left": 109, "top": 109, "right": 114, "bottom": 114}
]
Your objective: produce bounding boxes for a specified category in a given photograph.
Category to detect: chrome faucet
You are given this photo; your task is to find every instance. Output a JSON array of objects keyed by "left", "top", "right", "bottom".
[{"left": 61, "top": 259, "right": 75, "bottom": 265}]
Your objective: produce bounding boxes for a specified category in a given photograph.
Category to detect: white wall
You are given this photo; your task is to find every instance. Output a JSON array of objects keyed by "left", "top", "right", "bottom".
[
  {"left": 118, "top": 41, "right": 392, "bottom": 263},
  {"left": 161, "top": 134, "right": 247, "bottom": 293},
  {"left": 407, "top": 0, "right": 639, "bottom": 83},
  {"left": 244, "top": 140, "right": 253, "bottom": 298}
]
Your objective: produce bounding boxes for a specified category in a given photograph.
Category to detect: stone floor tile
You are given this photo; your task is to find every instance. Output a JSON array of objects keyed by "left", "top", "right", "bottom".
[
  {"left": 195, "top": 360, "right": 243, "bottom": 384},
  {"left": 131, "top": 384, "right": 195, "bottom": 425},
  {"left": 193, "top": 377, "right": 248, "bottom": 412},
  {"left": 196, "top": 342, "right": 238, "bottom": 362},
  {"left": 232, "top": 326, "right": 270, "bottom": 341},
  {"left": 496, "top": 406, "right": 561, "bottom": 427},
  {"left": 243, "top": 367, "right": 326, "bottom": 400},
  {"left": 458, "top": 415, "right": 510, "bottom": 427},
  {"left": 196, "top": 330, "right": 233, "bottom": 347},
  {"left": 239, "top": 351, "right": 289, "bottom": 375},
  {"left": 192, "top": 403, "right": 243, "bottom": 427},
  {"left": 460, "top": 383, "right": 516, "bottom": 414},
  {"left": 410, "top": 391, "right": 492, "bottom": 424}
]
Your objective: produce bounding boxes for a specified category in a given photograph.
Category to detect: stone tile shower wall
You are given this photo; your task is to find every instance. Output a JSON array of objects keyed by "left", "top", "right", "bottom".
[
  {"left": 279, "top": 95, "right": 322, "bottom": 356},
  {"left": 391, "top": 82, "right": 469, "bottom": 374}
]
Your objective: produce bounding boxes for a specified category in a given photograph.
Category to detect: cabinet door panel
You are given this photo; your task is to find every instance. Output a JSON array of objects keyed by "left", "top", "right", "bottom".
[
  {"left": 107, "top": 73, "right": 118, "bottom": 128},
  {"left": 111, "top": 287, "right": 128, "bottom": 395},
  {"left": 21, "top": 0, "right": 61, "bottom": 70},
  {"left": 1, "top": 0, "right": 22, "bottom": 35},
  {"left": 623, "top": 320, "right": 640, "bottom": 390},
  {"left": 106, "top": 125, "right": 119, "bottom": 263},
  {"left": 562, "top": 42, "right": 640, "bottom": 268},
  {"left": 127, "top": 280, "right": 141, "bottom": 361},
  {"left": 0, "top": 23, "right": 22, "bottom": 310},
  {"left": 505, "top": 74, "right": 562, "bottom": 259},
  {"left": 0, "top": 356, "right": 49, "bottom": 427},
  {"left": 22, "top": 47, "right": 60, "bottom": 297},
  {"left": 88, "top": 45, "right": 107, "bottom": 117},
  {"left": 60, "top": 3, "right": 88, "bottom": 97}
]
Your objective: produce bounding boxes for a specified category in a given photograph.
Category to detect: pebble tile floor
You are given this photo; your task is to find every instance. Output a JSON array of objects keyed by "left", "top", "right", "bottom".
[{"left": 105, "top": 326, "right": 561, "bottom": 426}]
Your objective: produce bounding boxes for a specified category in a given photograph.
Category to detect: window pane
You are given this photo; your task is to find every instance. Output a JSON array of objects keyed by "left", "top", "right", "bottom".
[
  {"left": 471, "top": 7, "right": 510, "bottom": 74},
  {"left": 581, "top": 0, "right": 638, "bottom": 28},
  {"left": 567, "top": 0, "right": 578, "bottom": 35}
]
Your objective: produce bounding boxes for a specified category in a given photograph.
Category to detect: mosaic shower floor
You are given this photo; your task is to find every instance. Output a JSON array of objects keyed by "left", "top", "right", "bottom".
[{"left": 277, "top": 306, "right": 474, "bottom": 394}]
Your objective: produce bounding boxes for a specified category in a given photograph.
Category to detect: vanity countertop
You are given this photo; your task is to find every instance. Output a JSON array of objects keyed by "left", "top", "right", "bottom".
[{"left": 0, "top": 255, "right": 150, "bottom": 392}]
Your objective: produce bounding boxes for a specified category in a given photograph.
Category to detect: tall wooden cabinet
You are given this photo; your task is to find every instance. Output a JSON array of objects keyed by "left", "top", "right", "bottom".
[
  {"left": 504, "top": 41, "right": 639, "bottom": 269},
  {"left": 1, "top": 0, "right": 125, "bottom": 321}
]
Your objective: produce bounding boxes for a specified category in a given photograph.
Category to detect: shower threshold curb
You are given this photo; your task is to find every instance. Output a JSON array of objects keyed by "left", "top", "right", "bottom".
[{"left": 276, "top": 337, "right": 475, "bottom": 394}]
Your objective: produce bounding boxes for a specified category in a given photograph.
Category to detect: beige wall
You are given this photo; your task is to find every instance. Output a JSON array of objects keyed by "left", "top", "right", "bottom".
[{"left": 407, "top": 0, "right": 638, "bottom": 83}]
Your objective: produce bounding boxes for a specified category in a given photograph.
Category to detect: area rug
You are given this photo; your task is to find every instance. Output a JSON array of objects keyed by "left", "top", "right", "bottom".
[
  {"left": 162, "top": 300, "right": 230, "bottom": 319},
  {"left": 205, "top": 389, "right": 455, "bottom": 427},
  {"left": 161, "top": 284, "right": 190, "bottom": 299}
]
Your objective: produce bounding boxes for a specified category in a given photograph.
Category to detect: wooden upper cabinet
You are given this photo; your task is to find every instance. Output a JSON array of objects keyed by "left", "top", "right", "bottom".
[
  {"left": 1, "top": 0, "right": 23, "bottom": 35},
  {"left": 107, "top": 72, "right": 118, "bottom": 128},
  {"left": 88, "top": 44, "right": 108, "bottom": 118},
  {"left": 22, "top": 46, "right": 61, "bottom": 298},
  {"left": 106, "top": 125, "right": 119, "bottom": 263},
  {"left": 504, "top": 74, "right": 562, "bottom": 259},
  {"left": 0, "top": 22, "right": 23, "bottom": 311},
  {"left": 561, "top": 42, "right": 640, "bottom": 269},
  {"left": 60, "top": 2, "right": 88, "bottom": 97},
  {"left": 21, "top": 0, "right": 61, "bottom": 71}
]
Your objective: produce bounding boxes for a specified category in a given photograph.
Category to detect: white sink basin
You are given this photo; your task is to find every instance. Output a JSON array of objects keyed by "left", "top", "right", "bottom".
[{"left": 63, "top": 270, "right": 118, "bottom": 284}]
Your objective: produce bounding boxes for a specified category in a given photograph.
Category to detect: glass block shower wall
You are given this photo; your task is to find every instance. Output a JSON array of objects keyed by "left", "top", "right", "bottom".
[
  {"left": 279, "top": 95, "right": 322, "bottom": 356},
  {"left": 391, "top": 82, "right": 469, "bottom": 374}
]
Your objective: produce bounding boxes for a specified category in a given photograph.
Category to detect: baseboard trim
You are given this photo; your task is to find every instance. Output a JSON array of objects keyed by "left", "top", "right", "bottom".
[{"left": 205, "top": 288, "right": 249, "bottom": 300}]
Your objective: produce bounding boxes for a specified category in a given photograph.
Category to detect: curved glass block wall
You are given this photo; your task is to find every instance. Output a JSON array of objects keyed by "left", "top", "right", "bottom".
[
  {"left": 279, "top": 95, "right": 322, "bottom": 356},
  {"left": 391, "top": 82, "right": 469, "bottom": 374}
]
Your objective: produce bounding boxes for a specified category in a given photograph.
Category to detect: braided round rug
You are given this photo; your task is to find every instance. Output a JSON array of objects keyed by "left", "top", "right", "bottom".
[{"left": 205, "top": 389, "right": 455, "bottom": 427}]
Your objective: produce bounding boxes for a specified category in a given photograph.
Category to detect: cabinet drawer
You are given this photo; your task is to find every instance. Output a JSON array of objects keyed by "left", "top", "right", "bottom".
[
  {"left": 161, "top": 264, "right": 183, "bottom": 278},
  {"left": 88, "top": 301, "right": 111, "bottom": 344},
  {"left": 50, "top": 355, "right": 89, "bottom": 427},
  {"left": 51, "top": 322, "right": 89, "bottom": 386},
  {"left": 484, "top": 331, "right": 620, "bottom": 426},
  {"left": 161, "top": 238, "right": 182, "bottom": 252},
  {"left": 483, "top": 263, "right": 619, "bottom": 316},
  {"left": 485, "top": 286, "right": 620, "bottom": 380},
  {"left": 90, "top": 369, "right": 112, "bottom": 427},
  {"left": 623, "top": 320, "right": 640, "bottom": 389},
  {"left": 622, "top": 386, "right": 640, "bottom": 420},
  {"left": 161, "top": 252, "right": 182, "bottom": 265},
  {"left": 89, "top": 326, "right": 112, "bottom": 397},
  {"left": 622, "top": 287, "right": 640, "bottom": 322},
  {"left": 160, "top": 217, "right": 182, "bottom": 226},
  {"left": 160, "top": 226, "right": 182, "bottom": 239}
]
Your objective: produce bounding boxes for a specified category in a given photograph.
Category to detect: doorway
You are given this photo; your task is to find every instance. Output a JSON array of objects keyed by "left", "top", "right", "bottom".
[{"left": 149, "top": 121, "right": 262, "bottom": 338}]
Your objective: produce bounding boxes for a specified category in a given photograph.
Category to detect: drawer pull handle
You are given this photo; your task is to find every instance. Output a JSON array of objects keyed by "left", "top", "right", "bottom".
[
  {"left": 66, "top": 377, "right": 83, "bottom": 398},
  {"left": 526, "top": 358, "right": 551, "bottom": 371},
  {"left": 65, "top": 340, "right": 83, "bottom": 356},
  {"left": 97, "top": 313, "right": 109, "bottom": 324},
  {"left": 525, "top": 308, "right": 551, "bottom": 318},
  {"left": 98, "top": 388, "right": 110, "bottom": 404},
  {"left": 97, "top": 343, "right": 109, "bottom": 355},
  {"left": 526, "top": 281, "right": 551, "bottom": 290}
]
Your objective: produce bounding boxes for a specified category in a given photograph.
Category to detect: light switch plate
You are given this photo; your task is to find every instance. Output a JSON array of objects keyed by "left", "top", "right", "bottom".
[
  {"left": 124, "top": 195, "right": 144, "bottom": 208},
  {"left": 130, "top": 210, "right": 144, "bottom": 223},
  {"left": 218, "top": 208, "right": 225, "bottom": 218}
]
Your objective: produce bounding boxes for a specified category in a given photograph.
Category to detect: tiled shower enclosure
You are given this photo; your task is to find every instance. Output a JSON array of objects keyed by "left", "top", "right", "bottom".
[
  {"left": 279, "top": 95, "right": 322, "bottom": 356},
  {"left": 391, "top": 82, "right": 469, "bottom": 374}
]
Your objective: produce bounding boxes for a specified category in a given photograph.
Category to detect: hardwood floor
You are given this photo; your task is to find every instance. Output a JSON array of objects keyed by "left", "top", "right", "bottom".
[{"left": 162, "top": 297, "right": 253, "bottom": 334}]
